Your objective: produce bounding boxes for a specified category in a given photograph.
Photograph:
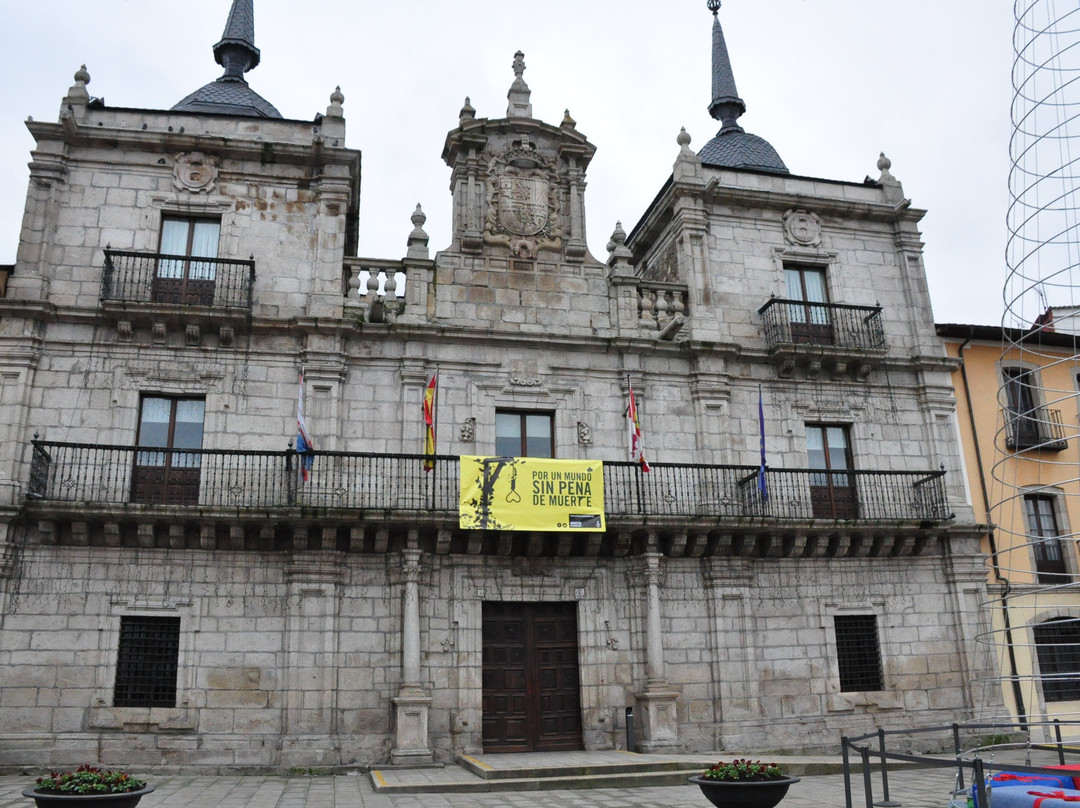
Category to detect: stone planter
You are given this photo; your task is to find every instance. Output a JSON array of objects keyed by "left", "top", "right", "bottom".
[
  {"left": 688, "top": 775, "right": 800, "bottom": 808},
  {"left": 22, "top": 785, "right": 154, "bottom": 808}
]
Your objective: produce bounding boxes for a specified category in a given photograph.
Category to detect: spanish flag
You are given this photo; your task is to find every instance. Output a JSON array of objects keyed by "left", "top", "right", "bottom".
[
  {"left": 627, "top": 380, "right": 650, "bottom": 472},
  {"left": 423, "top": 370, "right": 437, "bottom": 471}
]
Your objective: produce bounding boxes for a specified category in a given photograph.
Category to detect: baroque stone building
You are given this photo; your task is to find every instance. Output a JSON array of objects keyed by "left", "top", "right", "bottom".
[{"left": 0, "top": 0, "right": 998, "bottom": 769}]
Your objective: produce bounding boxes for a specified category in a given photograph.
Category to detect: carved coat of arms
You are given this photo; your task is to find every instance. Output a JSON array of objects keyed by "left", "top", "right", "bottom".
[{"left": 484, "top": 139, "right": 562, "bottom": 257}]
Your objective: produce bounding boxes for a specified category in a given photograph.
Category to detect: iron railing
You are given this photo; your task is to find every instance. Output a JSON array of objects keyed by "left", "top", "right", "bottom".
[
  {"left": 27, "top": 441, "right": 950, "bottom": 523},
  {"left": 758, "top": 297, "right": 886, "bottom": 352},
  {"left": 1004, "top": 406, "right": 1069, "bottom": 450},
  {"left": 101, "top": 249, "right": 255, "bottom": 310}
]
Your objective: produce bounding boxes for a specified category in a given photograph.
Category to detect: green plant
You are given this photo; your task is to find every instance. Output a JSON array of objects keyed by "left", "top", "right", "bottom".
[
  {"left": 33, "top": 764, "right": 146, "bottom": 794},
  {"left": 701, "top": 759, "right": 786, "bottom": 782}
]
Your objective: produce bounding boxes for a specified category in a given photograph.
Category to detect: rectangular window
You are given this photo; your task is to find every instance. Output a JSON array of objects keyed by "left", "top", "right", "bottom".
[
  {"left": 1025, "top": 494, "right": 1070, "bottom": 583},
  {"left": 114, "top": 615, "right": 180, "bottom": 708},
  {"left": 834, "top": 614, "right": 884, "bottom": 692},
  {"left": 132, "top": 396, "right": 205, "bottom": 506},
  {"left": 155, "top": 216, "right": 220, "bottom": 305},
  {"left": 1034, "top": 618, "right": 1080, "bottom": 702},
  {"left": 495, "top": 411, "right": 554, "bottom": 457},
  {"left": 785, "top": 265, "right": 832, "bottom": 345},
  {"left": 806, "top": 424, "right": 857, "bottom": 519},
  {"left": 1003, "top": 367, "right": 1040, "bottom": 449}
]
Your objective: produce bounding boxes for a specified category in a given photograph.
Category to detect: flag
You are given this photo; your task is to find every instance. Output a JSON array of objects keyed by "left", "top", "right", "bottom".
[
  {"left": 296, "top": 370, "right": 314, "bottom": 482},
  {"left": 627, "top": 380, "right": 651, "bottom": 472},
  {"left": 423, "top": 370, "right": 437, "bottom": 472},
  {"left": 757, "top": 386, "right": 768, "bottom": 501}
]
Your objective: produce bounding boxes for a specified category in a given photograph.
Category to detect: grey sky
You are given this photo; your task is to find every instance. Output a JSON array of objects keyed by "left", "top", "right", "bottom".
[{"left": 0, "top": 1, "right": 1013, "bottom": 326}]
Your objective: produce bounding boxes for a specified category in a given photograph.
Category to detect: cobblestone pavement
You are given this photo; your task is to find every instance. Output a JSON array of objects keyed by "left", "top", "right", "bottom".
[{"left": 0, "top": 765, "right": 961, "bottom": 808}]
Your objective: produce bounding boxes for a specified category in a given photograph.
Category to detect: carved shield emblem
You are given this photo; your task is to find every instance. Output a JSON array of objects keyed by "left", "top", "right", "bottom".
[{"left": 498, "top": 174, "right": 549, "bottom": 236}]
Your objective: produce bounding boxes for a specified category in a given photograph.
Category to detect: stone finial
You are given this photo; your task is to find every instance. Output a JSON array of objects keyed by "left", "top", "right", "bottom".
[
  {"left": 607, "top": 221, "right": 634, "bottom": 277},
  {"left": 325, "top": 85, "right": 344, "bottom": 118},
  {"left": 407, "top": 203, "right": 430, "bottom": 260},
  {"left": 459, "top": 96, "right": 476, "bottom": 125},
  {"left": 64, "top": 64, "right": 91, "bottom": 105},
  {"left": 506, "top": 50, "right": 533, "bottom": 118},
  {"left": 561, "top": 109, "right": 577, "bottom": 131},
  {"left": 877, "top": 151, "right": 896, "bottom": 182},
  {"left": 674, "top": 127, "right": 704, "bottom": 183}
]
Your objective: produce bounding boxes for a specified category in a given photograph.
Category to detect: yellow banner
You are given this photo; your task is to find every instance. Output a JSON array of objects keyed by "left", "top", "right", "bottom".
[{"left": 459, "top": 456, "right": 605, "bottom": 532}]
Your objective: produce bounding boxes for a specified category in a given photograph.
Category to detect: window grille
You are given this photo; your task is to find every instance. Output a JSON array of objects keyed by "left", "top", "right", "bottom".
[
  {"left": 1034, "top": 617, "right": 1080, "bottom": 702},
  {"left": 114, "top": 615, "right": 180, "bottom": 708},
  {"left": 835, "top": 614, "right": 884, "bottom": 692}
]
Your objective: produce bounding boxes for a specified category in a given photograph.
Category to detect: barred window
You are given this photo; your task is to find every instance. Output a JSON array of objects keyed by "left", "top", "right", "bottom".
[
  {"left": 1034, "top": 617, "right": 1080, "bottom": 703},
  {"left": 114, "top": 615, "right": 180, "bottom": 708},
  {"left": 835, "top": 614, "right": 884, "bottom": 692}
]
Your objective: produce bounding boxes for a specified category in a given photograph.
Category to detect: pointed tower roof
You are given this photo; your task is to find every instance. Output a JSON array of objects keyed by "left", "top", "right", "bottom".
[
  {"left": 697, "top": 0, "right": 787, "bottom": 174},
  {"left": 172, "top": 0, "right": 282, "bottom": 118}
]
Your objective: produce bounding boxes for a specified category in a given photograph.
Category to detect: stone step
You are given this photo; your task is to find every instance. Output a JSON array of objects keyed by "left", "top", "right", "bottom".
[{"left": 456, "top": 752, "right": 707, "bottom": 780}]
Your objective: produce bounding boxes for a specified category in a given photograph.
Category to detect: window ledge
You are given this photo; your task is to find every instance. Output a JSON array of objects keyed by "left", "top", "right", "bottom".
[
  {"left": 88, "top": 706, "right": 195, "bottom": 731},
  {"left": 827, "top": 690, "right": 902, "bottom": 713}
]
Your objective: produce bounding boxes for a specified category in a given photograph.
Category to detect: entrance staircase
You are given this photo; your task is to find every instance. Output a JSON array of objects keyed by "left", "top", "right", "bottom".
[{"left": 369, "top": 751, "right": 843, "bottom": 793}]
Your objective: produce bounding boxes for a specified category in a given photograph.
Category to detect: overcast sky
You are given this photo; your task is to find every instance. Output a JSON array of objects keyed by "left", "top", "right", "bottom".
[{"left": 0, "top": 1, "right": 1013, "bottom": 325}]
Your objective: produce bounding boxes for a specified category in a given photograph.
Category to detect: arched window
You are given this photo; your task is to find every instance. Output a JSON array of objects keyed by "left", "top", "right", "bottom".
[{"left": 1034, "top": 617, "right": 1080, "bottom": 702}]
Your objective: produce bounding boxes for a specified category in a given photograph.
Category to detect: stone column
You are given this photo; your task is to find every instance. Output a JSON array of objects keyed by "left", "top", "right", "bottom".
[
  {"left": 391, "top": 546, "right": 433, "bottom": 763},
  {"left": 636, "top": 552, "right": 680, "bottom": 752}
]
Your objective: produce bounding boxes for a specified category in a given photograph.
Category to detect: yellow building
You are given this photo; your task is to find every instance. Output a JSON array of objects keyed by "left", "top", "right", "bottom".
[{"left": 939, "top": 323, "right": 1080, "bottom": 736}]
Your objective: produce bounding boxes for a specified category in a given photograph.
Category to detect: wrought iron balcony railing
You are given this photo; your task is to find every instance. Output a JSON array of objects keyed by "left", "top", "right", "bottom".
[
  {"left": 758, "top": 297, "right": 886, "bottom": 352},
  {"left": 1004, "top": 406, "right": 1069, "bottom": 451},
  {"left": 27, "top": 441, "right": 951, "bottom": 524},
  {"left": 101, "top": 249, "right": 255, "bottom": 310}
]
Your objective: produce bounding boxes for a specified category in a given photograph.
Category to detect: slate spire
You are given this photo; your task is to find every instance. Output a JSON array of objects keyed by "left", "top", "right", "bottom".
[
  {"left": 696, "top": 0, "right": 788, "bottom": 174},
  {"left": 707, "top": 0, "right": 746, "bottom": 132},
  {"left": 171, "top": 0, "right": 281, "bottom": 118},
  {"left": 213, "top": 0, "right": 261, "bottom": 77}
]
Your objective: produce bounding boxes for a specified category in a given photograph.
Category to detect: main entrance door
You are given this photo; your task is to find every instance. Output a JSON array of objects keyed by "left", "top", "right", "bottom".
[{"left": 482, "top": 601, "right": 583, "bottom": 752}]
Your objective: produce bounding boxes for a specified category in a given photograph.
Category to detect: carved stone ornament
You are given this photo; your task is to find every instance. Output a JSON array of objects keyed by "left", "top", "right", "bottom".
[
  {"left": 459, "top": 417, "right": 476, "bottom": 443},
  {"left": 173, "top": 151, "right": 219, "bottom": 193},
  {"left": 577, "top": 421, "right": 592, "bottom": 446},
  {"left": 484, "top": 137, "right": 563, "bottom": 258},
  {"left": 783, "top": 209, "right": 822, "bottom": 247}
]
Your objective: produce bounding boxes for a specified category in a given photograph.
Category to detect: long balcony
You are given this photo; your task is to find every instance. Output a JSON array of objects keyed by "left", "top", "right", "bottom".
[
  {"left": 24, "top": 441, "right": 952, "bottom": 558},
  {"left": 758, "top": 297, "right": 887, "bottom": 380},
  {"left": 1005, "top": 406, "right": 1069, "bottom": 451}
]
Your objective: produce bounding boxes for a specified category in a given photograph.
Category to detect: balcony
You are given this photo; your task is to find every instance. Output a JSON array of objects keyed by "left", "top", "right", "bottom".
[
  {"left": 25, "top": 441, "right": 952, "bottom": 558},
  {"left": 100, "top": 249, "right": 255, "bottom": 344},
  {"left": 1005, "top": 407, "right": 1069, "bottom": 451},
  {"left": 758, "top": 297, "right": 887, "bottom": 380}
]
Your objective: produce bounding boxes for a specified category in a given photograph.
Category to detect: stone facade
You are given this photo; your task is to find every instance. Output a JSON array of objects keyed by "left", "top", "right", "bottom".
[{"left": 0, "top": 3, "right": 999, "bottom": 771}]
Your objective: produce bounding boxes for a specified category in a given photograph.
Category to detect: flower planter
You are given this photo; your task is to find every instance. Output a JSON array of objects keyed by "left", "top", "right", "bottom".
[
  {"left": 688, "top": 775, "right": 800, "bottom": 808},
  {"left": 22, "top": 785, "right": 154, "bottom": 808}
]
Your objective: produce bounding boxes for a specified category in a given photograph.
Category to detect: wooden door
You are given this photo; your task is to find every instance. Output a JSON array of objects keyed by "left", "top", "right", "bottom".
[{"left": 482, "top": 601, "right": 582, "bottom": 752}]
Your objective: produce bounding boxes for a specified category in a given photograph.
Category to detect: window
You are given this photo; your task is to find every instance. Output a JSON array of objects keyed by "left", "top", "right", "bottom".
[
  {"left": 1003, "top": 367, "right": 1040, "bottom": 449},
  {"left": 1025, "top": 494, "right": 1070, "bottom": 583},
  {"left": 132, "top": 396, "right": 205, "bottom": 506},
  {"left": 834, "top": 614, "right": 884, "bottom": 692},
  {"left": 785, "top": 265, "right": 832, "bottom": 345},
  {"left": 155, "top": 216, "right": 220, "bottom": 305},
  {"left": 495, "top": 411, "right": 554, "bottom": 457},
  {"left": 806, "top": 424, "right": 857, "bottom": 519},
  {"left": 114, "top": 615, "right": 180, "bottom": 708},
  {"left": 1034, "top": 617, "right": 1080, "bottom": 702}
]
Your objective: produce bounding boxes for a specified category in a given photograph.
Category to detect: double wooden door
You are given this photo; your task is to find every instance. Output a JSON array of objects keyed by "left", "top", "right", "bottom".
[{"left": 482, "top": 601, "right": 583, "bottom": 752}]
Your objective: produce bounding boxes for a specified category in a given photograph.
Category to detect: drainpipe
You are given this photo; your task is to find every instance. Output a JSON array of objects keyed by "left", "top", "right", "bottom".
[{"left": 957, "top": 332, "right": 1027, "bottom": 726}]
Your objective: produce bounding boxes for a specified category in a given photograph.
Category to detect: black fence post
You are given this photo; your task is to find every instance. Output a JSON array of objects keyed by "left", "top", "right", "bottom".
[
  {"left": 1055, "top": 719, "right": 1065, "bottom": 765},
  {"left": 861, "top": 745, "right": 875, "bottom": 808},
  {"left": 972, "top": 757, "right": 988, "bottom": 808},
  {"left": 842, "top": 736, "right": 853, "bottom": 808},
  {"left": 874, "top": 727, "right": 901, "bottom": 807},
  {"left": 953, "top": 723, "right": 965, "bottom": 792}
]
